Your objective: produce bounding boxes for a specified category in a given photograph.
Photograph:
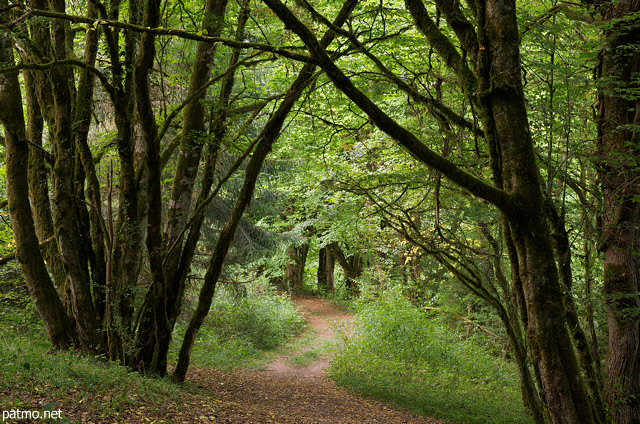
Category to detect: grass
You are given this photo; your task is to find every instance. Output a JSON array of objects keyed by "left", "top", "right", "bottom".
[
  {"left": 0, "top": 284, "right": 305, "bottom": 422},
  {"left": 286, "top": 347, "right": 322, "bottom": 367},
  {"left": 329, "top": 287, "right": 535, "bottom": 424},
  {"left": 0, "top": 306, "right": 186, "bottom": 422}
]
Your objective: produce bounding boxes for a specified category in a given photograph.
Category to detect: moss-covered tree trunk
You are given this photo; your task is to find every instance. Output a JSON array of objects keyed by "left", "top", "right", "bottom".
[
  {"left": 100, "top": 0, "right": 144, "bottom": 364},
  {"left": 47, "top": 0, "right": 104, "bottom": 353},
  {"left": 22, "top": 0, "right": 71, "bottom": 314},
  {"left": 0, "top": 3, "right": 77, "bottom": 350},
  {"left": 135, "top": 0, "right": 251, "bottom": 367},
  {"left": 73, "top": 1, "right": 107, "bottom": 324},
  {"left": 132, "top": 0, "right": 171, "bottom": 376},
  {"left": 23, "top": 71, "right": 70, "bottom": 311},
  {"left": 592, "top": 0, "right": 640, "bottom": 419},
  {"left": 161, "top": 0, "right": 228, "bottom": 288}
]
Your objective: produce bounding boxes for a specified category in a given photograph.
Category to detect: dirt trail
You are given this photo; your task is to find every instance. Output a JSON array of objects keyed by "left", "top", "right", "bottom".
[
  {"left": 264, "top": 295, "right": 352, "bottom": 379},
  {"left": 184, "top": 295, "right": 446, "bottom": 423}
]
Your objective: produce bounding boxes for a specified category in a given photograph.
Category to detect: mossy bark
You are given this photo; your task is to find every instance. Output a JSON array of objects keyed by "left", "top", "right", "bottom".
[
  {"left": 133, "top": 0, "right": 170, "bottom": 376},
  {"left": 161, "top": 0, "right": 229, "bottom": 282},
  {"left": 592, "top": 0, "right": 640, "bottom": 420},
  {"left": 73, "top": 1, "right": 107, "bottom": 324},
  {"left": 0, "top": 7, "right": 77, "bottom": 350},
  {"left": 47, "top": 0, "right": 103, "bottom": 353}
]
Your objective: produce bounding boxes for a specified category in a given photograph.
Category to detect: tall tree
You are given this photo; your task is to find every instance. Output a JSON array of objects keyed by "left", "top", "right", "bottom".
[
  {"left": 0, "top": 0, "right": 77, "bottom": 350},
  {"left": 590, "top": 0, "right": 640, "bottom": 420}
]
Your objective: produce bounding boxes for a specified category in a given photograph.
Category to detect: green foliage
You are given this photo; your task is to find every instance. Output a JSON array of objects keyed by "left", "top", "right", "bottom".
[
  {"left": 173, "top": 281, "right": 305, "bottom": 370},
  {"left": 330, "top": 288, "right": 533, "bottom": 424}
]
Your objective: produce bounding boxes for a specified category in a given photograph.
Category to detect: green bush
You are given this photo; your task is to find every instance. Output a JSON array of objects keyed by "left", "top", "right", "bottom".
[
  {"left": 173, "top": 282, "right": 305, "bottom": 370},
  {"left": 329, "top": 287, "right": 533, "bottom": 424},
  {"left": 207, "top": 286, "right": 304, "bottom": 350}
]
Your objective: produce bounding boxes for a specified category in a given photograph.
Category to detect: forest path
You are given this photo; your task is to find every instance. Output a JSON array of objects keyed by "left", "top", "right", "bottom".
[{"left": 184, "top": 295, "right": 447, "bottom": 423}]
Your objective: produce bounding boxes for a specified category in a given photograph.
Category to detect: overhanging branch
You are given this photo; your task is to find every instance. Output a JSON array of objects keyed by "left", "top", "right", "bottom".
[
  {"left": 2, "top": 5, "right": 315, "bottom": 63},
  {"left": 263, "top": 0, "right": 512, "bottom": 213}
]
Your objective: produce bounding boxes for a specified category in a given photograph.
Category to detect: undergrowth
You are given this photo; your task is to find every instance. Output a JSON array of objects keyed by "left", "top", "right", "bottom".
[
  {"left": 171, "top": 282, "right": 305, "bottom": 371},
  {"left": 329, "top": 287, "right": 534, "bottom": 424},
  {"left": 0, "top": 306, "right": 182, "bottom": 422}
]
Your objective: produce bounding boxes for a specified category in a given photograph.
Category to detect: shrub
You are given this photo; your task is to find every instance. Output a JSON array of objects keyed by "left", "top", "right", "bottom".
[
  {"left": 330, "top": 287, "right": 533, "bottom": 424},
  {"left": 172, "top": 282, "right": 305, "bottom": 370}
]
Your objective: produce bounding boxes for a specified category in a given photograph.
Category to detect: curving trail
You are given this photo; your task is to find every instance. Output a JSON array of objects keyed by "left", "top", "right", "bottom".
[{"left": 183, "top": 295, "right": 448, "bottom": 423}]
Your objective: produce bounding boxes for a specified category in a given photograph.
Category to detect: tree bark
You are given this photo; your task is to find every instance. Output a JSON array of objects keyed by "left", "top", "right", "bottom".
[
  {"left": 23, "top": 70, "right": 70, "bottom": 311},
  {"left": 327, "top": 242, "right": 363, "bottom": 295},
  {"left": 102, "top": 0, "right": 144, "bottom": 364},
  {"left": 161, "top": 0, "right": 228, "bottom": 282},
  {"left": 317, "top": 246, "right": 335, "bottom": 293},
  {"left": 285, "top": 242, "right": 309, "bottom": 291},
  {"left": 135, "top": 0, "right": 249, "bottom": 367},
  {"left": 592, "top": 0, "right": 640, "bottom": 420},
  {"left": 73, "top": 1, "right": 107, "bottom": 323},
  {"left": 0, "top": 6, "right": 77, "bottom": 349},
  {"left": 132, "top": 0, "right": 171, "bottom": 376},
  {"left": 47, "top": 0, "right": 103, "bottom": 353},
  {"left": 317, "top": 247, "right": 328, "bottom": 292}
]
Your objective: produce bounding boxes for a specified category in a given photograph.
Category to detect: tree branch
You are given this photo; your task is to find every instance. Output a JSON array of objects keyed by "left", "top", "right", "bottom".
[
  {"left": 0, "top": 58, "right": 117, "bottom": 99},
  {"left": 263, "top": 0, "right": 512, "bottom": 213},
  {"left": 7, "top": 5, "right": 315, "bottom": 64}
]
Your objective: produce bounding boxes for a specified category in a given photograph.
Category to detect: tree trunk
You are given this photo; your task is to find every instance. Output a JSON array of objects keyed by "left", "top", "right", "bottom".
[
  {"left": 102, "top": 0, "right": 144, "bottom": 364},
  {"left": 132, "top": 0, "right": 171, "bottom": 376},
  {"left": 0, "top": 9, "right": 77, "bottom": 349},
  {"left": 73, "top": 1, "right": 107, "bottom": 324},
  {"left": 285, "top": 243, "right": 309, "bottom": 291},
  {"left": 326, "top": 248, "right": 335, "bottom": 294},
  {"left": 477, "top": 0, "right": 600, "bottom": 419},
  {"left": 327, "top": 242, "right": 363, "bottom": 295},
  {"left": 48, "top": 0, "right": 103, "bottom": 353},
  {"left": 135, "top": 0, "right": 248, "bottom": 367},
  {"left": 161, "top": 0, "right": 228, "bottom": 283},
  {"left": 23, "top": 70, "right": 70, "bottom": 311},
  {"left": 317, "top": 247, "right": 328, "bottom": 292},
  {"left": 317, "top": 246, "right": 335, "bottom": 294},
  {"left": 593, "top": 0, "right": 640, "bottom": 419}
]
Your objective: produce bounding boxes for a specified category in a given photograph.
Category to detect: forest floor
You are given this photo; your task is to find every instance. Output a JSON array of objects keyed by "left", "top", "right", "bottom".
[{"left": 47, "top": 296, "right": 448, "bottom": 423}]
